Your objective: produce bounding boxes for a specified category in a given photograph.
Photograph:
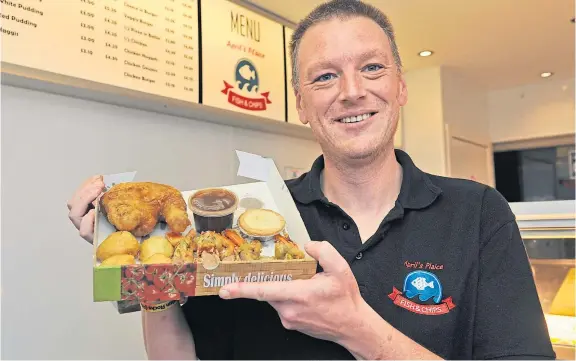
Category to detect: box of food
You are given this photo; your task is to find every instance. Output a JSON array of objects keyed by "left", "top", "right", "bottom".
[{"left": 93, "top": 151, "right": 317, "bottom": 306}]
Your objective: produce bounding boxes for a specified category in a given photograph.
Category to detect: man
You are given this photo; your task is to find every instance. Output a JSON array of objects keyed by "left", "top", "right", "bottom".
[{"left": 68, "top": 0, "right": 555, "bottom": 359}]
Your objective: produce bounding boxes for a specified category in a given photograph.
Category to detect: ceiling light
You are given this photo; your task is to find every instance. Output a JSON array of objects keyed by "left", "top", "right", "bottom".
[
  {"left": 418, "top": 50, "right": 433, "bottom": 57},
  {"left": 540, "top": 72, "right": 553, "bottom": 78}
]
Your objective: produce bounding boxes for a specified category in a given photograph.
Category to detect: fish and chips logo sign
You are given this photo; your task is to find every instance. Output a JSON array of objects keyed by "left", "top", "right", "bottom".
[
  {"left": 221, "top": 58, "right": 271, "bottom": 111},
  {"left": 388, "top": 270, "right": 456, "bottom": 316}
]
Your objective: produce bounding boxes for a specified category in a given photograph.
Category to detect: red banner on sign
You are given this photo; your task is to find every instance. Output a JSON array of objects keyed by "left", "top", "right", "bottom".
[
  {"left": 221, "top": 81, "right": 271, "bottom": 111},
  {"left": 388, "top": 287, "right": 456, "bottom": 316}
]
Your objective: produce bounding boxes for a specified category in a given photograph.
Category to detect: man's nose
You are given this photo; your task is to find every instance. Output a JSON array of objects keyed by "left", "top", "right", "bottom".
[{"left": 338, "top": 72, "right": 367, "bottom": 102}]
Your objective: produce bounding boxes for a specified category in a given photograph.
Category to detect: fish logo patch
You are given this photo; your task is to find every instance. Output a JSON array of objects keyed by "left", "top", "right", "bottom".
[
  {"left": 388, "top": 271, "right": 456, "bottom": 316},
  {"left": 221, "top": 58, "right": 272, "bottom": 111}
]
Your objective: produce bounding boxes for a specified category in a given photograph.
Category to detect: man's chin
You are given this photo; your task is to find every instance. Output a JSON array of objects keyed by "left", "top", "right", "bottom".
[
  {"left": 335, "top": 145, "right": 380, "bottom": 161},
  {"left": 329, "top": 139, "right": 393, "bottom": 162}
]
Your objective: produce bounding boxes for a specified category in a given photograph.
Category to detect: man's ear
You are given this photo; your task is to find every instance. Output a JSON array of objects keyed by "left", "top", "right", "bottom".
[
  {"left": 398, "top": 73, "right": 408, "bottom": 106},
  {"left": 295, "top": 90, "right": 309, "bottom": 125}
]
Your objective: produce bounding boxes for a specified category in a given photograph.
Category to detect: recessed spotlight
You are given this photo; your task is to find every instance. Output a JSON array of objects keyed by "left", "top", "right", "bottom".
[
  {"left": 418, "top": 50, "right": 433, "bottom": 57},
  {"left": 540, "top": 72, "right": 553, "bottom": 78}
]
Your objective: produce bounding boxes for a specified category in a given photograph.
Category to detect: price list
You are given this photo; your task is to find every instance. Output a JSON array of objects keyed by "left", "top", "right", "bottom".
[{"left": 1, "top": 0, "right": 199, "bottom": 104}]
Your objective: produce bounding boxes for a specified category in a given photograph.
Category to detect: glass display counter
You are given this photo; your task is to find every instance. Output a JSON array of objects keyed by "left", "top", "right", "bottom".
[{"left": 510, "top": 200, "right": 575, "bottom": 360}]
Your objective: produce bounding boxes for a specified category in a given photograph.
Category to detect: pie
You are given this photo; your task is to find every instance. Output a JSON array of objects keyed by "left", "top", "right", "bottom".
[{"left": 238, "top": 209, "right": 286, "bottom": 237}]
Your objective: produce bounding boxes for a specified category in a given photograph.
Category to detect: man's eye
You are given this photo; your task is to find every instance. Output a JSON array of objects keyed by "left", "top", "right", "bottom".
[
  {"left": 314, "top": 73, "right": 336, "bottom": 82},
  {"left": 363, "top": 64, "right": 383, "bottom": 72}
]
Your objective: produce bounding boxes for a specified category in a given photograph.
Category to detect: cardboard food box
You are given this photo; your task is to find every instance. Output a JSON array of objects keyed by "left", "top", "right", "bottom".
[{"left": 93, "top": 151, "right": 318, "bottom": 310}]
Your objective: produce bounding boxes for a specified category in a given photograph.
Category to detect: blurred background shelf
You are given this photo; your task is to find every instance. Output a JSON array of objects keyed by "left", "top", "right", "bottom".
[{"left": 511, "top": 200, "right": 575, "bottom": 360}]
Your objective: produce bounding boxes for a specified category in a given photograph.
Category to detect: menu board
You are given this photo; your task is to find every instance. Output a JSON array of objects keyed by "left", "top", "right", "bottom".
[
  {"left": 1, "top": 0, "right": 200, "bottom": 104},
  {"left": 200, "top": 0, "right": 286, "bottom": 122}
]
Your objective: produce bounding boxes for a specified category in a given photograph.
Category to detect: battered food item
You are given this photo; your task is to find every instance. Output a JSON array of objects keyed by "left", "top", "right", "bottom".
[
  {"left": 188, "top": 188, "right": 239, "bottom": 233},
  {"left": 274, "top": 234, "right": 305, "bottom": 260},
  {"left": 140, "top": 236, "right": 174, "bottom": 260},
  {"left": 173, "top": 238, "right": 195, "bottom": 263},
  {"left": 238, "top": 209, "right": 286, "bottom": 237},
  {"left": 196, "top": 231, "right": 236, "bottom": 260},
  {"left": 166, "top": 229, "right": 196, "bottom": 247},
  {"left": 96, "top": 231, "right": 140, "bottom": 262},
  {"left": 100, "top": 182, "right": 191, "bottom": 237},
  {"left": 238, "top": 240, "right": 262, "bottom": 261}
]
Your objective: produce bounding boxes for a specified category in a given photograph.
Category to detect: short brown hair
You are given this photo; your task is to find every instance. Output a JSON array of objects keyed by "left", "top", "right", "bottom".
[{"left": 289, "top": 0, "right": 402, "bottom": 90}]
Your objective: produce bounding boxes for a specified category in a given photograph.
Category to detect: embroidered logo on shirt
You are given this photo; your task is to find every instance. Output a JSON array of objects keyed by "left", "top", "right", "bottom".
[
  {"left": 388, "top": 270, "right": 456, "bottom": 316},
  {"left": 404, "top": 260, "right": 444, "bottom": 270}
]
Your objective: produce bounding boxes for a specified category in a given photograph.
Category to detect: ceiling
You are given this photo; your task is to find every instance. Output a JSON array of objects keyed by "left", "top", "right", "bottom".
[{"left": 243, "top": 0, "right": 575, "bottom": 91}]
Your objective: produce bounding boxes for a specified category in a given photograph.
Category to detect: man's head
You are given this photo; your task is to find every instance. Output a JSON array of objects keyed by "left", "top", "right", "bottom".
[{"left": 290, "top": 0, "right": 407, "bottom": 163}]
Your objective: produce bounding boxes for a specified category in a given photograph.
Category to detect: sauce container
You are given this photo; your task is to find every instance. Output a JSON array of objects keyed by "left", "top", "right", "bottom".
[{"left": 188, "top": 188, "right": 239, "bottom": 233}]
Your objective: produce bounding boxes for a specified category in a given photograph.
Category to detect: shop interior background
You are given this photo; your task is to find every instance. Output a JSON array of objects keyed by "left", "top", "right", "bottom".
[{"left": 1, "top": 0, "right": 574, "bottom": 359}]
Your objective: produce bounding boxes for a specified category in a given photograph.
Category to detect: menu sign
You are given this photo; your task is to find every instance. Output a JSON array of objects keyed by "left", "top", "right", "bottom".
[
  {"left": 1, "top": 0, "right": 200, "bottom": 104},
  {"left": 200, "top": 0, "right": 285, "bottom": 122}
]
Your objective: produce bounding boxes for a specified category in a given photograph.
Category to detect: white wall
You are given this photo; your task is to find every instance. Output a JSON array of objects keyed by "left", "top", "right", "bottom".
[
  {"left": 441, "top": 67, "right": 494, "bottom": 186},
  {"left": 489, "top": 77, "right": 575, "bottom": 143},
  {"left": 402, "top": 66, "right": 492, "bottom": 181},
  {"left": 441, "top": 67, "right": 490, "bottom": 144},
  {"left": 402, "top": 67, "right": 447, "bottom": 176},
  {"left": 0, "top": 85, "right": 321, "bottom": 359}
]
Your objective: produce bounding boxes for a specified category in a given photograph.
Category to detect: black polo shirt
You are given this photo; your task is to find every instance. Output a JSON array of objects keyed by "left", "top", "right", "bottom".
[{"left": 182, "top": 149, "right": 555, "bottom": 360}]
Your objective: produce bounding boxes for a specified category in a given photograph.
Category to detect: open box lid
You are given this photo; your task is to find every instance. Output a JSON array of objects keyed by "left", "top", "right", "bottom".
[{"left": 235, "top": 150, "right": 312, "bottom": 245}]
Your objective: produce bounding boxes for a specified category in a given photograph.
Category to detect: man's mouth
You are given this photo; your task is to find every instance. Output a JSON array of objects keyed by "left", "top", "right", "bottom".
[{"left": 336, "top": 112, "right": 377, "bottom": 124}]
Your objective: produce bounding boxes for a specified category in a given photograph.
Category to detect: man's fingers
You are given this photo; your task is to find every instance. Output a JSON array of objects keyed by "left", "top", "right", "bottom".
[
  {"left": 67, "top": 175, "right": 104, "bottom": 210},
  {"left": 79, "top": 209, "right": 96, "bottom": 244},
  {"left": 219, "top": 280, "right": 305, "bottom": 302},
  {"left": 67, "top": 175, "right": 106, "bottom": 210},
  {"left": 305, "top": 240, "right": 349, "bottom": 274},
  {"left": 68, "top": 179, "right": 105, "bottom": 229}
]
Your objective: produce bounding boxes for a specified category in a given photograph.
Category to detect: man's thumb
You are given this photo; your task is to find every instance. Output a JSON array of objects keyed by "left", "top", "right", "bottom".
[{"left": 304, "top": 240, "right": 348, "bottom": 274}]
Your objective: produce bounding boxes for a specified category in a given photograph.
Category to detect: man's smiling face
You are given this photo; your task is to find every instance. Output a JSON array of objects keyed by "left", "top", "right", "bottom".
[{"left": 295, "top": 16, "right": 407, "bottom": 161}]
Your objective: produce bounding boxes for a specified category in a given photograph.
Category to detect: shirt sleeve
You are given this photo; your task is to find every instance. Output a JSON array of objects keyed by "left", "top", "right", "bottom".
[
  {"left": 181, "top": 295, "right": 235, "bottom": 360},
  {"left": 473, "top": 189, "right": 556, "bottom": 360}
]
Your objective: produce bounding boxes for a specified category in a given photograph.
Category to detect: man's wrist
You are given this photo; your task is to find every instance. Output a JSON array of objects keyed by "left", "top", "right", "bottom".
[
  {"left": 337, "top": 300, "right": 386, "bottom": 360},
  {"left": 141, "top": 299, "right": 180, "bottom": 312}
]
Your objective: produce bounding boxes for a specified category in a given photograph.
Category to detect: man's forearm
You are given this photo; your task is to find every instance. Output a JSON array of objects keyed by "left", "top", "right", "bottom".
[
  {"left": 339, "top": 301, "right": 443, "bottom": 360},
  {"left": 142, "top": 305, "right": 197, "bottom": 360}
]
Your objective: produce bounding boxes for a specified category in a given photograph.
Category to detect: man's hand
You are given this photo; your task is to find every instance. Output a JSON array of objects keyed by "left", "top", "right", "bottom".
[
  {"left": 219, "top": 241, "right": 443, "bottom": 360},
  {"left": 67, "top": 175, "right": 106, "bottom": 243},
  {"left": 218, "top": 240, "right": 365, "bottom": 344}
]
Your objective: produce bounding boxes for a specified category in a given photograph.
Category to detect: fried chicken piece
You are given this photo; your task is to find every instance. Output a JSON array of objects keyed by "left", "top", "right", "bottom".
[
  {"left": 274, "top": 234, "right": 305, "bottom": 260},
  {"left": 100, "top": 182, "right": 191, "bottom": 237},
  {"left": 238, "top": 240, "right": 262, "bottom": 261},
  {"left": 195, "top": 231, "right": 236, "bottom": 260},
  {"left": 167, "top": 229, "right": 197, "bottom": 249},
  {"left": 195, "top": 232, "right": 217, "bottom": 254},
  {"left": 173, "top": 240, "right": 195, "bottom": 263},
  {"left": 166, "top": 231, "right": 186, "bottom": 247},
  {"left": 168, "top": 228, "right": 197, "bottom": 263}
]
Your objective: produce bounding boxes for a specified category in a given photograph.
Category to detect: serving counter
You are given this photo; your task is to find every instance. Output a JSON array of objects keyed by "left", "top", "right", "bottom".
[{"left": 510, "top": 200, "right": 575, "bottom": 360}]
